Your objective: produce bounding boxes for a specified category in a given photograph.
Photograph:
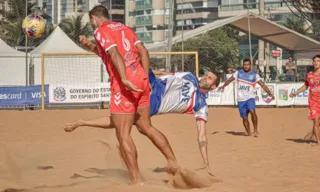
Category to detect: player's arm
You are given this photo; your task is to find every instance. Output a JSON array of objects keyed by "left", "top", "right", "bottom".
[
  {"left": 107, "top": 47, "right": 127, "bottom": 81},
  {"left": 194, "top": 105, "right": 214, "bottom": 176},
  {"left": 152, "top": 70, "right": 174, "bottom": 78},
  {"left": 290, "top": 83, "right": 308, "bottom": 98},
  {"left": 257, "top": 80, "right": 275, "bottom": 99},
  {"left": 196, "top": 119, "right": 214, "bottom": 175},
  {"left": 94, "top": 29, "right": 141, "bottom": 92},
  {"left": 135, "top": 42, "right": 151, "bottom": 78},
  {"left": 219, "top": 73, "right": 236, "bottom": 89},
  {"left": 79, "top": 35, "right": 99, "bottom": 55}
]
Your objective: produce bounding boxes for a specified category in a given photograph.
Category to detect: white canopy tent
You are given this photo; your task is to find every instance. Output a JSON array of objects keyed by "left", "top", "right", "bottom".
[
  {"left": 0, "top": 38, "right": 27, "bottom": 86},
  {"left": 30, "top": 26, "right": 108, "bottom": 85},
  {"left": 146, "top": 12, "right": 320, "bottom": 59}
]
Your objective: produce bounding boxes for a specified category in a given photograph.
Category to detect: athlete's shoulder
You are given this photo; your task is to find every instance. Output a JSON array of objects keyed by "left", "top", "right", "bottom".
[{"left": 178, "top": 72, "right": 199, "bottom": 86}]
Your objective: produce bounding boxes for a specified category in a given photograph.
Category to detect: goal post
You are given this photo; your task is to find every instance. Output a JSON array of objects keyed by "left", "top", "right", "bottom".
[{"left": 40, "top": 51, "right": 199, "bottom": 110}]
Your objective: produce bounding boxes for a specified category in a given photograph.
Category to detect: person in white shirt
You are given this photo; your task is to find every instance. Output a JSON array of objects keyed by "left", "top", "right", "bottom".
[
  {"left": 219, "top": 59, "right": 275, "bottom": 137},
  {"left": 64, "top": 69, "right": 218, "bottom": 176}
]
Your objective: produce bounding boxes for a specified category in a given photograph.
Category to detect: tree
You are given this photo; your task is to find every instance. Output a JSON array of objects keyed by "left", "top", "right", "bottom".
[
  {"left": 281, "top": 16, "right": 312, "bottom": 35},
  {"left": 59, "top": 14, "right": 93, "bottom": 46},
  {"left": 0, "top": 0, "right": 54, "bottom": 48},
  {"left": 171, "top": 27, "right": 240, "bottom": 75},
  {"left": 283, "top": 0, "right": 320, "bottom": 40}
]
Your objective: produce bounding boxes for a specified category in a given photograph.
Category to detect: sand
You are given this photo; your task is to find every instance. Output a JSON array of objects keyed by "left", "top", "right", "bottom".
[{"left": 0, "top": 107, "right": 319, "bottom": 192}]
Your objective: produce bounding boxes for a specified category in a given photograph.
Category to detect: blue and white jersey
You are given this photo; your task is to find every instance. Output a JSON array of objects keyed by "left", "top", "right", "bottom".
[
  {"left": 149, "top": 71, "right": 208, "bottom": 122},
  {"left": 233, "top": 69, "right": 261, "bottom": 102}
]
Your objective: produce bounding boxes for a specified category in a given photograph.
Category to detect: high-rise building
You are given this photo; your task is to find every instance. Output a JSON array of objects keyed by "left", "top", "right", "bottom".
[{"left": 127, "top": 0, "right": 219, "bottom": 43}]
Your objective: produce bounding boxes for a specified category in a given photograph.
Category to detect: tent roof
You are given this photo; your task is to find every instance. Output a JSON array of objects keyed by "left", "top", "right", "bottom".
[
  {"left": 0, "top": 38, "right": 25, "bottom": 56},
  {"left": 146, "top": 12, "right": 320, "bottom": 52},
  {"left": 30, "top": 26, "right": 88, "bottom": 54}
]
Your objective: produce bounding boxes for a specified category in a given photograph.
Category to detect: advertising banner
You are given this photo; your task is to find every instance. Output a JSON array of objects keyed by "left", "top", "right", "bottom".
[
  {"left": 49, "top": 83, "right": 111, "bottom": 103},
  {"left": 0, "top": 85, "right": 49, "bottom": 106}
]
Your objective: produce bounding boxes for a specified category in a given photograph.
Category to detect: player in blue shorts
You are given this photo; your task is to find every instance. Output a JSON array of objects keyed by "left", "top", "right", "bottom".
[
  {"left": 219, "top": 59, "right": 275, "bottom": 137},
  {"left": 64, "top": 69, "right": 218, "bottom": 176}
]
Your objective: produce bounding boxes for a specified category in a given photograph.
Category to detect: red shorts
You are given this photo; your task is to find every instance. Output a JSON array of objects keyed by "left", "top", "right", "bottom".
[
  {"left": 308, "top": 96, "right": 320, "bottom": 120},
  {"left": 110, "top": 78, "right": 150, "bottom": 114}
]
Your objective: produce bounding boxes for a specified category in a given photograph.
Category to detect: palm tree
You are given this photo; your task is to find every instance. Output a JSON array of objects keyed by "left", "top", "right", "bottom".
[
  {"left": 281, "top": 16, "right": 312, "bottom": 35},
  {"left": 59, "top": 14, "right": 93, "bottom": 46}
]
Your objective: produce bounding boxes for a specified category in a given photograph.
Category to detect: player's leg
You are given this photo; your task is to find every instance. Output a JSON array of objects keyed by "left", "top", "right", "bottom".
[
  {"left": 134, "top": 81, "right": 178, "bottom": 173},
  {"left": 64, "top": 116, "right": 115, "bottom": 132},
  {"left": 110, "top": 91, "right": 142, "bottom": 185},
  {"left": 238, "top": 101, "right": 251, "bottom": 136},
  {"left": 247, "top": 98, "right": 258, "bottom": 137},
  {"left": 313, "top": 117, "right": 320, "bottom": 144}
]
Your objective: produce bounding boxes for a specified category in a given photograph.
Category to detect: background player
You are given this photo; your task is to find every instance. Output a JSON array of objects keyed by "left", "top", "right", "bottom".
[
  {"left": 84, "top": 5, "right": 178, "bottom": 185},
  {"left": 64, "top": 69, "right": 218, "bottom": 176},
  {"left": 290, "top": 55, "right": 320, "bottom": 145},
  {"left": 219, "top": 59, "right": 274, "bottom": 137}
]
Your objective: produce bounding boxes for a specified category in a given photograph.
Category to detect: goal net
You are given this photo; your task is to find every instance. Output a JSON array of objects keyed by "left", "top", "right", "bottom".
[{"left": 38, "top": 52, "right": 199, "bottom": 109}]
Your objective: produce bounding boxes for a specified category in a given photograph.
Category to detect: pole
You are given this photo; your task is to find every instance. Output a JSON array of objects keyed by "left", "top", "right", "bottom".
[
  {"left": 181, "top": 0, "right": 184, "bottom": 72},
  {"left": 25, "top": 0, "right": 28, "bottom": 86},
  {"left": 110, "top": 0, "right": 112, "bottom": 21},
  {"left": 258, "top": 0, "right": 265, "bottom": 73},
  {"left": 166, "top": 0, "right": 174, "bottom": 72},
  {"left": 247, "top": 1, "right": 253, "bottom": 64}
]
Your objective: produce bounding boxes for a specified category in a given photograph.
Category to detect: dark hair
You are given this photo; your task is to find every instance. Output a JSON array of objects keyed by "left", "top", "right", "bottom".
[
  {"left": 243, "top": 59, "right": 251, "bottom": 65},
  {"left": 89, "top": 5, "right": 109, "bottom": 19},
  {"left": 313, "top": 55, "right": 320, "bottom": 61}
]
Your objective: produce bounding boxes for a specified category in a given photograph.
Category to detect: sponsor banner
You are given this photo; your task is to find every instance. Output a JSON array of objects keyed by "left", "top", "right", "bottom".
[
  {"left": 206, "top": 82, "right": 236, "bottom": 105},
  {"left": 49, "top": 83, "right": 111, "bottom": 103},
  {"left": 277, "top": 83, "right": 308, "bottom": 106},
  {"left": 254, "top": 83, "right": 277, "bottom": 106},
  {"left": 0, "top": 85, "right": 49, "bottom": 106}
]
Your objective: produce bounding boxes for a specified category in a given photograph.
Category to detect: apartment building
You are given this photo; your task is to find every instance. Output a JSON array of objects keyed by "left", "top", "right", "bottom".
[
  {"left": 127, "top": 0, "right": 220, "bottom": 43},
  {"left": 219, "top": 0, "right": 294, "bottom": 22}
]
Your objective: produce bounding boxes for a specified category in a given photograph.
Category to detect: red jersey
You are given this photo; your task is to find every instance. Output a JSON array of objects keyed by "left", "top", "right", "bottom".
[
  {"left": 305, "top": 72, "right": 320, "bottom": 98},
  {"left": 94, "top": 21, "right": 147, "bottom": 92},
  {"left": 305, "top": 72, "right": 320, "bottom": 119}
]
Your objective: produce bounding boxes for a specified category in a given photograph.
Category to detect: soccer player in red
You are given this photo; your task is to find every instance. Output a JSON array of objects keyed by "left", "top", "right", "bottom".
[
  {"left": 79, "top": 5, "right": 178, "bottom": 184},
  {"left": 290, "top": 55, "right": 320, "bottom": 145}
]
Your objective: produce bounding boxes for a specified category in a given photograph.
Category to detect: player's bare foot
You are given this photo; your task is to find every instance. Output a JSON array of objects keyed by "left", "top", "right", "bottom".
[
  {"left": 311, "top": 141, "right": 320, "bottom": 146},
  {"left": 165, "top": 161, "right": 180, "bottom": 175},
  {"left": 64, "top": 120, "right": 83, "bottom": 132},
  {"left": 253, "top": 131, "right": 259, "bottom": 137}
]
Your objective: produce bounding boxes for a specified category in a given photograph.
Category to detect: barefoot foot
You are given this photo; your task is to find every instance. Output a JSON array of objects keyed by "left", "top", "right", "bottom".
[
  {"left": 64, "top": 120, "right": 82, "bottom": 132},
  {"left": 253, "top": 131, "right": 259, "bottom": 137}
]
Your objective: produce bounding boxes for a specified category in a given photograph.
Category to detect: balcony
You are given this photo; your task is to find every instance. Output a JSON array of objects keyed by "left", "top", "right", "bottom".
[
  {"left": 219, "top": 1, "right": 293, "bottom": 11},
  {"left": 218, "top": 1, "right": 294, "bottom": 17},
  {"left": 136, "top": 31, "right": 153, "bottom": 43},
  {"left": 135, "top": 16, "right": 152, "bottom": 26},
  {"left": 135, "top": 1, "right": 152, "bottom": 10}
]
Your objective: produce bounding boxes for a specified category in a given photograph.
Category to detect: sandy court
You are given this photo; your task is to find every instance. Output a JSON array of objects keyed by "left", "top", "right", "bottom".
[{"left": 0, "top": 107, "right": 319, "bottom": 192}]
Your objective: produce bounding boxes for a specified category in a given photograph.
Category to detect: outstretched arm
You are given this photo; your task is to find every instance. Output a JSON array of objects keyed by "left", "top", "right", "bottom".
[
  {"left": 257, "top": 80, "right": 275, "bottom": 99},
  {"left": 219, "top": 76, "right": 235, "bottom": 89},
  {"left": 196, "top": 119, "right": 214, "bottom": 176},
  {"left": 290, "top": 84, "right": 308, "bottom": 97},
  {"left": 64, "top": 116, "right": 115, "bottom": 132}
]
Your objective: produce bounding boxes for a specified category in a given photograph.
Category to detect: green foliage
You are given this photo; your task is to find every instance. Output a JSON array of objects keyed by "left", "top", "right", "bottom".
[
  {"left": 59, "top": 14, "right": 94, "bottom": 46},
  {"left": 281, "top": 16, "right": 312, "bottom": 35},
  {"left": 172, "top": 26, "right": 240, "bottom": 74},
  {"left": 0, "top": 0, "right": 54, "bottom": 48}
]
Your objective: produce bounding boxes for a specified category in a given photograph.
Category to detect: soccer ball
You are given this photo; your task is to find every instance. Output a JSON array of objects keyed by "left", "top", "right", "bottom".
[{"left": 22, "top": 14, "right": 46, "bottom": 38}]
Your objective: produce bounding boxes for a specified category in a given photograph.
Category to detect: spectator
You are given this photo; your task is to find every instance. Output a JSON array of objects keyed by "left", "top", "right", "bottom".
[{"left": 285, "top": 56, "right": 296, "bottom": 81}]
